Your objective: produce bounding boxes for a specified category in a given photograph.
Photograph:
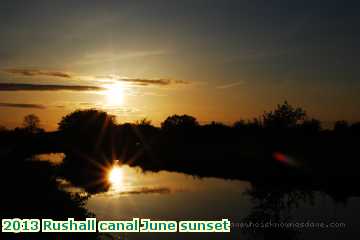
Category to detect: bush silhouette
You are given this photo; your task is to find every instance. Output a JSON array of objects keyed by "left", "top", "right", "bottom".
[
  {"left": 58, "top": 109, "right": 116, "bottom": 151},
  {"left": 263, "top": 101, "right": 306, "bottom": 130},
  {"left": 59, "top": 109, "right": 115, "bottom": 133},
  {"left": 334, "top": 120, "right": 349, "bottom": 133},
  {"left": 22, "top": 114, "right": 44, "bottom": 134},
  {"left": 161, "top": 114, "right": 199, "bottom": 131}
]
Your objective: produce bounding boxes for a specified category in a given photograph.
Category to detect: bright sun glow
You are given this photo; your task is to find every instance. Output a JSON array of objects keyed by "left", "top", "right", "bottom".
[
  {"left": 108, "top": 166, "right": 124, "bottom": 187},
  {"left": 104, "top": 83, "right": 124, "bottom": 106}
]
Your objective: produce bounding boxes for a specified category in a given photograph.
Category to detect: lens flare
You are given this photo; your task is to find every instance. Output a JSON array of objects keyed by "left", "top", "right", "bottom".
[
  {"left": 108, "top": 165, "right": 124, "bottom": 191},
  {"left": 273, "top": 152, "right": 298, "bottom": 167}
]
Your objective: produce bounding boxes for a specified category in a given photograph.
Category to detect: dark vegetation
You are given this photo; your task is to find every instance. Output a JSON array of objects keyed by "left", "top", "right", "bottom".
[
  {"left": 242, "top": 181, "right": 316, "bottom": 239},
  {"left": 0, "top": 116, "right": 98, "bottom": 239},
  {"left": 1, "top": 101, "right": 360, "bottom": 191},
  {"left": 1, "top": 101, "right": 360, "bottom": 239}
]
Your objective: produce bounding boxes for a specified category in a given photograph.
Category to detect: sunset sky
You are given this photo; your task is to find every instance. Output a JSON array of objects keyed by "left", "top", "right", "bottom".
[{"left": 0, "top": 0, "right": 359, "bottom": 130}]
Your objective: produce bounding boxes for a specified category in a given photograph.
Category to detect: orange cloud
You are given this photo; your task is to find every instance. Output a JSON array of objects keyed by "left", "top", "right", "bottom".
[
  {"left": 0, "top": 102, "right": 45, "bottom": 109},
  {"left": 118, "top": 78, "right": 189, "bottom": 86},
  {"left": 0, "top": 83, "right": 103, "bottom": 91},
  {"left": 3, "top": 68, "right": 72, "bottom": 78}
]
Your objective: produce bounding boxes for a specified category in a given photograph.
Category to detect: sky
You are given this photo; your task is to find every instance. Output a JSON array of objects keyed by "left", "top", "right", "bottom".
[{"left": 0, "top": 0, "right": 359, "bottom": 130}]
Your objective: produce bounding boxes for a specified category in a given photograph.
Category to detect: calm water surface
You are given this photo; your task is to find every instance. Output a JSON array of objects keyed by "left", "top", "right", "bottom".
[
  {"left": 87, "top": 166, "right": 360, "bottom": 240},
  {"left": 36, "top": 153, "right": 360, "bottom": 239}
]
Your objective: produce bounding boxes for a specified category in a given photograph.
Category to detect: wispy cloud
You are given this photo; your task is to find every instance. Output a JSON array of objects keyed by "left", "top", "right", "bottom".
[
  {"left": 96, "top": 75, "right": 190, "bottom": 86},
  {"left": 3, "top": 68, "right": 72, "bottom": 78},
  {"left": 0, "top": 102, "right": 46, "bottom": 109},
  {"left": 117, "top": 78, "right": 189, "bottom": 86},
  {"left": 0, "top": 83, "right": 103, "bottom": 91},
  {"left": 217, "top": 81, "right": 244, "bottom": 89},
  {"left": 77, "top": 50, "right": 170, "bottom": 65},
  {"left": 2, "top": 68, "right": 189, "bottom": 87}
]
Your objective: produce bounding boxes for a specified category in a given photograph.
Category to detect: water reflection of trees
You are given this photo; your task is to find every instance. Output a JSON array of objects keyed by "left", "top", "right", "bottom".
[
  {"left": 243, "top": 182, "right": 315, "bottom": 240},
  {"left": 1, "top": 101, "right": 360, "bottom": 239},
  {"left": 59, "top": 153, "right": 111, "bottom": 194},
  {"left": 1, "top": 157, "right": 99, "bottom": 240}
]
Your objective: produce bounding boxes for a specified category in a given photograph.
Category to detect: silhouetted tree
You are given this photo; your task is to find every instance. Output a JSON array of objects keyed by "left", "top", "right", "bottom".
[
  {"left": 58, "top": 108, "right": 117, "bottom": 156},
  {"left": 334, "top": 120, "right": 349, "bottom": 133},
  {"left": 233, "top": 119, "right": 246, "bottom": 128},
  {"left": 135, "top": 118, "right": 152, "bottom": 126},
  {"left": 161, "top": 114, "right": 199, "bottom": 131},
  {"left": 350, "top": 122, "right": 360, "bottom": 135},
  {"left": 58, "top": 109, "right": 117, "bottom": 159},
  {"left": 233, "top": 118, "right": 262, "bottom": 133},
  {"left": 248, "top": 118, "right": 262, "bottom": 130},
  {"left": 201, "top": 121, "right": 231, "bottom": 142},
  {"left": 58, "top": 109, "right": 117, "bottom": 193},
  {"left": 58, "top": 109, "right": 116, "bottom": 133},
  {"left": 299, "top": 118, "right": 322, "bottom": 133},
  {"left": 263, "top": 101, "right": 306, "bottom": 130},
  {"left": 134, "top": 118, "right": 159, "bottom": 139},
  {"left": 22, "top": 114, "right": 43, "bottom": 133},
  {"left": 206, "top": 121, "right": 228, "bottom": 128}
]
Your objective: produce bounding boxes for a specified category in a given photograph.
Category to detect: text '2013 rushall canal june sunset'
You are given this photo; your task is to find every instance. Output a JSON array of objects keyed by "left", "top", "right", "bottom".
[{"left": 2, "top": 218, "right": 231, "bottom": 233}]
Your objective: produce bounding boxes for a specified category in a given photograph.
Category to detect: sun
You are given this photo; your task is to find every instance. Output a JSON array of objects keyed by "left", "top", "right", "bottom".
[
  {"left": 104, "top": 83, "right": 124, "bottom": 106},
  {"left": 108, "top": 166, "right": 124, "bottom": 187}
]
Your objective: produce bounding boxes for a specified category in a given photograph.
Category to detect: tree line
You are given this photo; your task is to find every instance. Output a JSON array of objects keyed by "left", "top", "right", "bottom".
[{"left": 1, "top": 100, "right": 359, "bottom": 136}]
